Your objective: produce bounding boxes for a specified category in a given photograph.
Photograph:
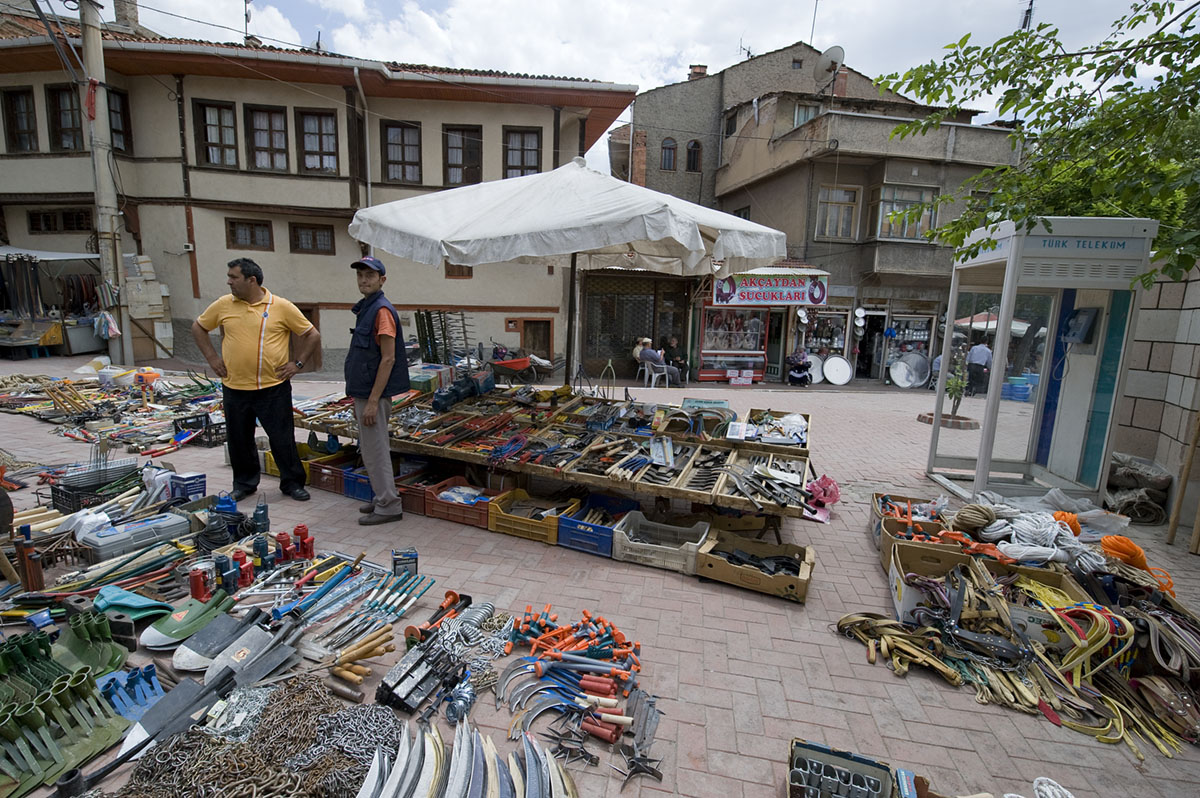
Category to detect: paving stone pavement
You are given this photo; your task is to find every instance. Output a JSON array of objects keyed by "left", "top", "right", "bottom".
[{"left": 3, "top": 356, "right": 1199, "bottom": 797}]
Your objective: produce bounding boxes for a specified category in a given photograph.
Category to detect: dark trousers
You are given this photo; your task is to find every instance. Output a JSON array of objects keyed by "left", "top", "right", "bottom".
[
  {"left": 223, "top": 382, "right": 305, "bottom": 494},
  {"left": 967, "top": 363, "right": 988, "bottom": 394}
]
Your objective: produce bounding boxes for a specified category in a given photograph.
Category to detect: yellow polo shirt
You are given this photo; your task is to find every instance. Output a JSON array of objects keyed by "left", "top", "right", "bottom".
[{"left": 196, "top": 290, "right": 313, "bottom": 391}]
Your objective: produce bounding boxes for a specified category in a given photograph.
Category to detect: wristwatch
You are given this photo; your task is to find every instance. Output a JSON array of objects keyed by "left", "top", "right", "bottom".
[{"left": 294, "top": 360, "right": 303, "bottom": 369}]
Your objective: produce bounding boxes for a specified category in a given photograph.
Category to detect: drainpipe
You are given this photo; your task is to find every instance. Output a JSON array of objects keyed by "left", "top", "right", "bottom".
[{"left": 353, "top": 67, "right": 373, "bottom": 252}]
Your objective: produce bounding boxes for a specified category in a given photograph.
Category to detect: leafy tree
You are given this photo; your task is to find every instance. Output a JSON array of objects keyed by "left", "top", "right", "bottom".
[{"left": 877, "top": 1, "right": 1200, "bottom": 285}]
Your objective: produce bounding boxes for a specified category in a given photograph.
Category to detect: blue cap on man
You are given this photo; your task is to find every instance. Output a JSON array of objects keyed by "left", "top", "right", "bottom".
[{"left": 351, "top": 256, "right": 386, "bottom": 275}]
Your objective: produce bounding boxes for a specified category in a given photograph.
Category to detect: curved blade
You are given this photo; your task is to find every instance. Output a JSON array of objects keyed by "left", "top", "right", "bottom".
[
  {"left": 521, "top": 735, "right": 541, "bottom": 798},
  {"left": 507, "top": 752, "right": 524, "bottom": 798},
  {"left": 354, "top": 747, "right": 388, "bottom": 798},
  {"left": 466, "top": 729, "right": 486, "bottom": 798},
  {"left": 396, "top": 722, "right": 427, "bottom": 798},
  {"left": 379, "top": 721, "right": 410, "bottom": 798}
]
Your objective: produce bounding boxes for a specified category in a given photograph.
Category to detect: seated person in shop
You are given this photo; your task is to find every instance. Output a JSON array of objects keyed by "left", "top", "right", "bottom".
[
  {"left": 786, "top": 345, "right": 811, "bottom": 386},
  {"left": 661, "top": 335, "right": 689, "bottom": 380},
  {"left": 636, "top": 336, "right": 682, "bottom": 385}
]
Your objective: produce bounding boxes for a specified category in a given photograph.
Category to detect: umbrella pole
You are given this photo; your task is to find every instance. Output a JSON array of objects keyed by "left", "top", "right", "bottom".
[{"left": 564, "top": 253, "right": 578, "bottom": 386}]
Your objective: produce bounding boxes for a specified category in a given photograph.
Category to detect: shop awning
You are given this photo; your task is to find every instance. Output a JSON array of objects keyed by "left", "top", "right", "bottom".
[
  {"left": 348, "top": 157, "right": 787, "bottom": 275},
  {"left": 0, "top": 245, "right": 135, "bottom": 262}
]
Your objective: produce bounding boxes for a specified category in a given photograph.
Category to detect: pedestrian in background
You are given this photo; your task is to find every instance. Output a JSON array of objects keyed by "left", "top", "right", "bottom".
[
  {"left": 192, "top": 258, "right": 320, "bottom": 502},
  {"left": 346, "top": 256, "right": 409, "bottom": 525}
]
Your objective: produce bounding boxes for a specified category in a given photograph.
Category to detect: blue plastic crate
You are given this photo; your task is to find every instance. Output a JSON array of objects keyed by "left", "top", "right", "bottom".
[
  {"left": 558, "top": 494, "right": 640, "bottom": 557},
  {"left": 343, "top": 469, "right": 375, "bottom": 501}
]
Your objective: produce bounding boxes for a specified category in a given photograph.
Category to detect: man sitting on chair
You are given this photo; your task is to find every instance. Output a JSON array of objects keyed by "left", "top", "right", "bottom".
[{"left": 637, "top": 337, "right": 681, "bottom": 386}]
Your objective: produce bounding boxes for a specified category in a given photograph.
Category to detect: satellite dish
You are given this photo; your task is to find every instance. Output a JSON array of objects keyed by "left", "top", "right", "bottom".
[{"left": 812, "top": 45, "right": 845, "bottom": 90}]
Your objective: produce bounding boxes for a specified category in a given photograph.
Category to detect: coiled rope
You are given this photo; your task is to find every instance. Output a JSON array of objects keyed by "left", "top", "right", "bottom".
[{"left": 955, "top": 505, "right": 1106, "bottom": 572}]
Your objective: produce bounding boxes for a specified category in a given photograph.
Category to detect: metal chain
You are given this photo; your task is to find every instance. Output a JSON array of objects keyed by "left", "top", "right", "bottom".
[
  {"left": 286, "top": 704, "right": 409, "bottom": 770},
  {"left": 199, "top": 685, "right": 276, "bottom": 743}
]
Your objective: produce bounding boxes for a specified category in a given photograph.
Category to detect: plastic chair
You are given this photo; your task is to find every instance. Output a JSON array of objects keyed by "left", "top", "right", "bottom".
[
  {"left": 635, "top": 361, "right": 649, "bottom": 385},
  {"left": 647, "top": 361, "right": 670, "bottom": 388}
]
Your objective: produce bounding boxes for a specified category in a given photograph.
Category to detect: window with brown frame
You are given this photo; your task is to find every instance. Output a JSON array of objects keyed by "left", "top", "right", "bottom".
[
  {"left": 28, "top": 208, "right": 92, "bottom": 234},
  {"left": 2, "top": 88, "right": 38, "bottom": 153},
  {"left": 382, "top": 120, "right": 421, "bottom": 183},
  {"left": 225, "top": 218, "right": 273, "bottom": 250},
  {"left": 46, "top": 85, "right": 82, "bottom": 151},
  {"left": 502, "top": 127, "right": 541, "bottom": 178},
  {"left": 298, "top": 110, "right": 338, "bottom": 174},
  {"left": 685, "top": 140, "right": 702, "bottom": 172},
  {"left": 246, "top": 105, "right": 287, "bottom": 171},
  {"left": 108, "top": 89, "right": 132, "bottom": 154},
  {"left": 660, "top": 138, "right": 676, "bottom": 171},
  {"left": 445, "top": 263, "right": 473, "bottom": 279},
  {"left": 289, "top": 223, "right": 335, "bottom": 255},
  {"left": 195, "top": 99, "right": 237, "bottom": 167},
  {"left": 443, "top": 125, "right": 482, "bottom": 186}
]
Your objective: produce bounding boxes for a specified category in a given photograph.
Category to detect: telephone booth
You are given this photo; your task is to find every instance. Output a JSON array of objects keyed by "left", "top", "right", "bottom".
[{"left": 926, "top": 217, "right": 1159, "bottom": 503}]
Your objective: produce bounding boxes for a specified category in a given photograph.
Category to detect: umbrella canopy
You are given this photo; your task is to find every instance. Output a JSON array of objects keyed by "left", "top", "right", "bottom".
[{"left": 348, "top": 157, "right": 786, "bottom": 274}]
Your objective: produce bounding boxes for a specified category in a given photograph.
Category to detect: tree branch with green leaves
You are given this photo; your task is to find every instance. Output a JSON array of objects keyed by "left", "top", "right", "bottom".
[{"left": 875, "top": 0, "right": 1200, "bottom": 286}]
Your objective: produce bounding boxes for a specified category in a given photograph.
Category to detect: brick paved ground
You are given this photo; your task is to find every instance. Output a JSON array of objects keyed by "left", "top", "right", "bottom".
[{"left": 4, "top": 356, "right": 1199, "bottom": 797}]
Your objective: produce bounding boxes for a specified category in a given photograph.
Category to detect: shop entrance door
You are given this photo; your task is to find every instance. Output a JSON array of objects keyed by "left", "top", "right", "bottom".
[
  {"left": 856, "top": 313, "right": 887, "bottom": 379},
  {"left": 765, "top": 309, "right": 787, "bottom": 380}
]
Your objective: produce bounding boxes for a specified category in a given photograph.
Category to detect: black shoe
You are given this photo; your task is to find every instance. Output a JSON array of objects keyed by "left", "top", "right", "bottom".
[
  {"left": 285, "top": 487, "right": 310, "bottom": 502},
  {"left": 359, "top": 502, "right": 376, "bottom": 514},
  {"left": 231, "top": 488, "right": 256, "bottom": 502},
  {"left": 359, "top": 512, "right": 402, "bottom": 526}
]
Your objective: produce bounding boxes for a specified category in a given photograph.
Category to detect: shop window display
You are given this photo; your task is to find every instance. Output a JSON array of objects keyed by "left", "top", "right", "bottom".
[{"left": 699, "top": 307, "right": 767, "bottom": 380}]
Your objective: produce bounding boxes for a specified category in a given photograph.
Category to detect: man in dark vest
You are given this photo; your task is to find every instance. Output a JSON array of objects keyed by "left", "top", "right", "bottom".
[{"left": 346, "top": 256, "right": 409, "bottom": 525}]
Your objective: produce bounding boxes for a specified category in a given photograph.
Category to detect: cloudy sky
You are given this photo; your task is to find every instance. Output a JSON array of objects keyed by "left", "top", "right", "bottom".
[{"left": 59, "top": 0, "right": 1144, "bottom": 165}]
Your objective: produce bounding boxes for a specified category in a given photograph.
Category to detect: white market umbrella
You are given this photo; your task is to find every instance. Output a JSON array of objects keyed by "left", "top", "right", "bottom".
[{"left": 349, "top": 158, "right": 787, "bottom": 382}]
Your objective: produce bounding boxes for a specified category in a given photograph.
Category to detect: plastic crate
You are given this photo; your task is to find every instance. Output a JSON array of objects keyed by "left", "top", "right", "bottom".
[
  {"left": 396, "top": 473, "right": 444, "bottom": 516},
  {"left": 50, "top": 481, "right": 109, "bottom": 513},
  {"left": 558, "top": 494, "right": 640, "bottom": 557},
  {"left": 264, "top": 443, "right": 328, "bottom": 483},
  {"left": 173, "top": 413, "right": 227, "bottom": 448},
  {"left": 488, "top": 489, "right": 579, "bottom": 545},
  {"left": 308, "top": 450, "right": 358, "bottom": 495},
  {"left": 426, "top": 476, "right": 502, "bottom": 528},
  {"left": 343, "top": 469, "right": 375, "bottom": 502},
  {"left": 612, "top": 512, "right": 711, "bottom": 575}
]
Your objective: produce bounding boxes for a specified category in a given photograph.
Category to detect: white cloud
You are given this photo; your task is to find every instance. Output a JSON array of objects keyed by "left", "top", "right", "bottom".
[{"left": 310, "top": 0, "right": 370, "bottom": 24}]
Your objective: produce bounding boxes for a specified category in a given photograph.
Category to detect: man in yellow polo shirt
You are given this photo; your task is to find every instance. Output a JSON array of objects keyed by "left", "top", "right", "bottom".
[{"left": 191, "top": 258, "right": 321, "bottom": 502}]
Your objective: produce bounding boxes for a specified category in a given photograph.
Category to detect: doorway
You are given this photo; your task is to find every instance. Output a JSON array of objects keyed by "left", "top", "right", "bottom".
[
  {"left": 765, "top": 309, "right": 787, "bottom": 380},
  {"left": 521, "top": 319, "right": 552, "bottom": 360},
  {"left": 856, "top": 312, "right": 887, "bottom": 379}
]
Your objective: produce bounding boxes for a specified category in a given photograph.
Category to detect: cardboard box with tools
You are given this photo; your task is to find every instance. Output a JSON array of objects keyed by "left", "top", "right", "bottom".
[
  {"left": 889, "top": 541, "right": 1091, "bottom": 652},
  {"left": 877, "top": 515, "right": 952, "bottom": 574},
  {"left": 696, "top": 529, "right": 815, "bottom": 603}
]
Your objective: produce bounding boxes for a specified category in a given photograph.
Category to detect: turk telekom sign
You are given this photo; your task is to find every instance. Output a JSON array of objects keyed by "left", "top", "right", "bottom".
[{"left": 712, "top": 272, "right": 829, "bottom": 306}]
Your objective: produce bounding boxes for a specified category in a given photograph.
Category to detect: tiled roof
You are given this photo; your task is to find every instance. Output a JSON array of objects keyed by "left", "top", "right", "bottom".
[{"left": 0, "top": 12, "right": 608, "bottom": 83}]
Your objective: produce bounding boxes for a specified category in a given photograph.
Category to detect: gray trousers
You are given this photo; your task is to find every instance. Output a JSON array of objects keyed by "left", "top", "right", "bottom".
[{"left": 354, "top": 396, "right": 403, "bottom": 516}]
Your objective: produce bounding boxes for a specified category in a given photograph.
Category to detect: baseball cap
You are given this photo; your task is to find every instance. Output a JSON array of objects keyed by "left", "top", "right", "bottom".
[{"left": 351, "top": 256, "right": 386, "bottom": 275}]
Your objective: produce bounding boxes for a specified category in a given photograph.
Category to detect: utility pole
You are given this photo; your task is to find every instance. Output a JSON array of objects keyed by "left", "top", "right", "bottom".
[{"left": 79, "top": 0, "right": 133, "bottom": 365}]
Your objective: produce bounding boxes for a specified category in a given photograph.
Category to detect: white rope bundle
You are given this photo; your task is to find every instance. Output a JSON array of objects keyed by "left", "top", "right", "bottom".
[{"left": 981, "top": 512, "right": 1107, "bottom": 572}]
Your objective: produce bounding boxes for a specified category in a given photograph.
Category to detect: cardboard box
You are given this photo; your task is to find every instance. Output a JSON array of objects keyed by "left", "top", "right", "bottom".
[
  {"left": 888, "top": 541, "right": 1091, "bottom": 652},
  {"left": 878, "top": 515, "right": 951, "bottom": 574},
  {"left": 869, "top": 491, "right": 935, "bottom": 549},
  {"left": 696, "top": 529, "right": 815, "bottom": 602}
]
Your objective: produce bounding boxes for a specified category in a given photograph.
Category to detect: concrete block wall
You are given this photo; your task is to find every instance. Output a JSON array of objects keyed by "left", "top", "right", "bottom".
[{"left": 1114, "top": 274, "right": 1200, "bottom": 533}]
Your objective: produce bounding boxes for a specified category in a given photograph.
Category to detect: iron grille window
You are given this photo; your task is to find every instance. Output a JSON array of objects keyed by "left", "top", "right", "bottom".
[
  {"left": 660, "top": 138, "right": 676, "bottom": 171},
  {"left": 28, "top": 211, "right": 58, "bottom": 233},
  {"left": 685, "top": 140, "right": 702, "bottom": 172},
  {"left": 196, "top": 100, "right": 237, "bottom": 167},
  {"left": 444, "top": 125, "right": 482, "bottom": 185},
  {"left": 247, "top": 105, "right": 288, "bottom": 171},
  {"left": 289, "top": 223, "right": 335, "bottom": 254},
  {"left": 816, "top": 186, "right": 859, "bottom": 239},
  {"left": 2, "top": 89, "right": 38, "bottom": 152},
  {"left": 299, "top": 110, "right": 338, "bottom": 174},
  {"left": 445, "top": 263, "right": 473, "bottom": 279},
  {"left": 732, "top": 206, "right": 750, "bottom": 219},
  {"left": 226, "top": 218, "right": 273, "bottom": 250},
  {"left": 61, "top": 209, "right": 93, "bottom": 231},
  {"left": 724, "top": 113, "right": 737, "bottom": 137},
  {"left": 108, "top": 89, "right": 132, "bottom": 153},
  {"left": 383, "top": 121, "right": 421, "bottom": 183},
  {"left": 503, "top": 127, "right": 541, "bottom": 178},
  {"left": 47, "top": 85, "right": 82, "bottom": 151}
]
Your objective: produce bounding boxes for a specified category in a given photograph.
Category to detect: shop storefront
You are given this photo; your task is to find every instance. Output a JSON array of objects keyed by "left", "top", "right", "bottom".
[{"left": 581, "top": 270, "right": 695, "bottom": 378}]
